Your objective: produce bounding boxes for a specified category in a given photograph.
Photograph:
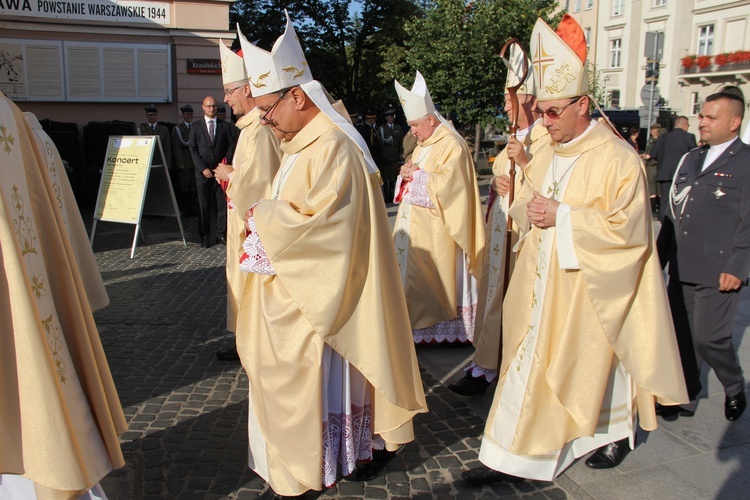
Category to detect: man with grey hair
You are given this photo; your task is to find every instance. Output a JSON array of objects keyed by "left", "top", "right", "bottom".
[
  {"left": 393, "top": 71, "right": 485, "bottom": 345},
  {"left": 212, "top": 38, "right": 281, "bottom": 361}
]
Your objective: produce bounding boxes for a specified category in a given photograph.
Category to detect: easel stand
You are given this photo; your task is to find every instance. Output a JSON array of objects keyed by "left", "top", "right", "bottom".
[{"left": 90, "top": 135, "right": 186, "bottom": 258}]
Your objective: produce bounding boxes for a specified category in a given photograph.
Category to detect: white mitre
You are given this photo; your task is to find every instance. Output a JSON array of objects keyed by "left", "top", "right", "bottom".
[
  {"left": 530, "top": 14, "right": 589, "bottom": 101},
  {"left": 220, "top": 39, "right": 246, "bottom": 85},
  {"left": 240, "top": 10, "right": 312, "bottom": 97},
  {"left": 502, "top": 43, "right": 535, "bottom": 96},
  {"left": 394, "top": 71, "right": 436, "bottom": 121}
]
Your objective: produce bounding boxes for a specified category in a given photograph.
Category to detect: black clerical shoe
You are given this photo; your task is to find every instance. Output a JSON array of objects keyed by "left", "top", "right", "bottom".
[
  {"left": 725, "top": 391, "right": 747, "bottom": 421},
  {"left": 448, "top": 373, "right": 490, "bottom": 396},
  {"left": 585, "top": 438, "right": 631, "bottom": 469},
  {"left": 349, "top": 445, "right": 405, "bottom": 481},
  {"left": 461, "top": 465, "right": 524, "bottom": 485},
  {"left": 216, "top": 345, "right": 240, "bottom": 361},
  {"left": 655, "top": 403, "right": 695, "bottom": 420},
  {"left": 217, "top": 235, "right": 227, "bottom": 245},
  {"left": 201, "top": 236, "right": 210, "bottom": 248}
]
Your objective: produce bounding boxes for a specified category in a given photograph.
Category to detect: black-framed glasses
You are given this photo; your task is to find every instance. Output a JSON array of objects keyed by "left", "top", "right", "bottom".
[
  {"left": 261, "top": 88, "right": 291, "bottom": 123},
  {"left": 224, "top": 85, "right": 244, "bottom": 97},
  {"left": 535, "top": 96, "right": 583, "bottom": 119},
  {"left": 203, "top": 104, "right": 218, "bottom": 108}
]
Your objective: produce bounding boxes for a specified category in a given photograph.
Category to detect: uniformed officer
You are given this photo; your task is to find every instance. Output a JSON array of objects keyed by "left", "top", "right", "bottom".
[{"left": 658, "top": 88, "right": 750, "bottom": 422}]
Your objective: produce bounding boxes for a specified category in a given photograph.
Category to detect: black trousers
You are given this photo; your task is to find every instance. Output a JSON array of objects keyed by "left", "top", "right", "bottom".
[
  {"left": 196, "top": 177, "right": 227, "bottom": 241},
  {"left": 668, "top": 279, "right": 745, "bottom": 399}
]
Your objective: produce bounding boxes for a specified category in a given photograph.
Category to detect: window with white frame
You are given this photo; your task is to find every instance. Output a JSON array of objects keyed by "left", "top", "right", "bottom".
[
  {"left": 697, "top": 24, "right": 714, "bottom": 56},
  {"left": 613, "top": 0, "right": 624, "bottom": 16},
  {"left": 586, "top": 0, "right": 594, "bottom": 9},
  {"left": 691, "top": 92, "right": 701, "bottom": 115},
  {"left": 609, "top": 90, "right": 621, "bottom": 108},
  {"left": 573, "top": 0, "right": 581, "bottom": 13},
  {"left": 654, "top": 0, "right": 666, "bottom": 7},
  {"left": 585, "top": 27, "right": 591, "bottom": 52},
  {"left": 610, "top": 39, "right": 622, "bottom": 68}
]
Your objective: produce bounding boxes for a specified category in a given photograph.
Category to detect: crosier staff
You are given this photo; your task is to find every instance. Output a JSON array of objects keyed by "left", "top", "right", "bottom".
[
  {"left": 496, "top": 38, "right": 529, "bottom": 362},
  {"left": 498, "top": 38, "right": 529, "bottom": 290}
]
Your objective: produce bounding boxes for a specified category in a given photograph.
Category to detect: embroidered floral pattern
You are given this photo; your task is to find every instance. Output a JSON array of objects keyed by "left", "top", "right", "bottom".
[
  {"left": 545, "top": 63, "right": 577, "bottom": 95},
  {"left": 0, "top": 122, "right": 15, "bottom": 153},
  {"left": 11, "top": 184, "right": 38, "bottom": 256},
  {"left": 322, "top": 405, "right": 373, "bottom": 487},
  {"left": 41, "top": 314, "right": 67, "bottom": 383},
  {"left": 30, "top": 274, "right": 46, "bottom": 299},
  {"left": 413, "top": 304, "right": 477, "bottom": 344},
  {"left": 239, "top": 217, "right": 275, "bottom": 275}
]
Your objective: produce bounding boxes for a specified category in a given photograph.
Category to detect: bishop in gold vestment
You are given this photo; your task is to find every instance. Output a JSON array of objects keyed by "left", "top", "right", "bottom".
[
  {"left": 469, "top": 122, "right": 549, "bottom": 380},
  {"left": 0, "top": 92, "right": 126, "bottom": 499},
  {"left": 466, "top": 16, "right": 687, "bottom": 484},
  {"left": 236, "top": 15, "right": 426, "bottom": 496},
  {"left": 393, "top": 72, "right": 485, "bottom": 344},
  {"left": 223, "top": 107, "right": 280, "bottom": 332}
]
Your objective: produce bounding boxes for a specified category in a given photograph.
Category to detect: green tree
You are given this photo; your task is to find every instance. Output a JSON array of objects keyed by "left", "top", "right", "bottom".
[
  {"left": 230, "top": 0, "right": 419, "bottom": 114},
  {"left": 387, "top": 0, "right": 559, "bottom": 131}
]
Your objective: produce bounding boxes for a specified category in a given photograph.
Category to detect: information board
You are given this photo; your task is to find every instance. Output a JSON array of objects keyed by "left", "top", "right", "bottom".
[
  {"left": 91, "top": 135, "right": 185, "bottom": 257},
  {"left": 94, "top": 136, "right": 153, "bottom": 222}
]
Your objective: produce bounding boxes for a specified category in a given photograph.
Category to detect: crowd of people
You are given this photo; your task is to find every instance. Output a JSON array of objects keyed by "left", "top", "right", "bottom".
[{"left": 2, "top": 10, "right": 749, "bottom": 500}]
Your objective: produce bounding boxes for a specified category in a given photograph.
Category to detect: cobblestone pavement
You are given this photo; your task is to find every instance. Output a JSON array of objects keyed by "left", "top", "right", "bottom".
[{"left": 89, "top": 167, "right": 750, "bottom": 499}]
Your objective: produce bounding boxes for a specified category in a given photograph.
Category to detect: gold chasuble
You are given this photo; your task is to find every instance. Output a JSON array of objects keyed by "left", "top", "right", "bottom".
[
  {"left": 23, "top": 112, "right": 110, "bottom": 313},
  {"left": 224, "top": 107, "right": 281, "bottom": 333},
  {"left": 393, "top": 125, "right": 485, "bottom": 337},
  {"left": 0, "top": 92, "right": 127, "bottom": 498},
  {"left": 479, "top": 120, "right": 687, "bottom": 479},
  {"left": 235, "top": 112, "right": 427, "bottom": 495},
  {"left": 472, "top": 122, "right": 549, "bottom": 371}
]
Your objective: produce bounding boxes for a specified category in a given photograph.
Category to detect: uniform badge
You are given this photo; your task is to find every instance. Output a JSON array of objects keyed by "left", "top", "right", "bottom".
[{"left": 713, "top": 188, "right": 726, "bottom": 199}]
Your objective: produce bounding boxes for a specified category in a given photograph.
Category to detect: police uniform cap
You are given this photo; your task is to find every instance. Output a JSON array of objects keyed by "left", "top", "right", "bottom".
[
  {"left": 180, "top": 104, "right": 194, "bottom": 113},
  {"left": 144, "top": 105, "right": 158, "bottom": 114}
]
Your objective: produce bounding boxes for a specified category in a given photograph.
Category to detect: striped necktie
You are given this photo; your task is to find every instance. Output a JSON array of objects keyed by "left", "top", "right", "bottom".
[{"left": 208, "top": 120, "right": 215, "bottom": 144}]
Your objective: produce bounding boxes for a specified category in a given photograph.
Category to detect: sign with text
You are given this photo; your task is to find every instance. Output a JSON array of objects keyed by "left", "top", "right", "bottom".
[
  {"left": 94, "top": 136, "right": 154, "bottom": 223},
  {"left": 0, "top": 0, "right": 170, "bottom": 25},
  {"left": 91, "top": 135, "right": 185, "bottom": 258},
  {"left": 187, "top": 59, "right": 221, "bottom": 75}
]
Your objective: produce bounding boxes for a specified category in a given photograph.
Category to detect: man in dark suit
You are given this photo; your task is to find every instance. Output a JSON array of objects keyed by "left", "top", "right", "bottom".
[
  {"left": 190, "top": 96, "right": 234, "bottom": 248},
  {"left": 649, "top": 115, "right": 697, "bottom": 221},
  {"left": 139, "top": 105, "right": 172, "bottom": 169},
  {"left": 377, "top": 108, "right": 404, "bottom": 199},
  {"left": 172, "top": 104, "right": 197, "bottom": 217},
  {"left": 658, "top": 91, "right": 750, "bottom": 422}
]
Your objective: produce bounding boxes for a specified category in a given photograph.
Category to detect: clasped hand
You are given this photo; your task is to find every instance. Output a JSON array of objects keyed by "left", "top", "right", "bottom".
[
  {"left": 527, "top": 191, "right": 559, "bottom": 228},
  {"left": 400, "top": 160, "right": 418, "bottom": 181}
]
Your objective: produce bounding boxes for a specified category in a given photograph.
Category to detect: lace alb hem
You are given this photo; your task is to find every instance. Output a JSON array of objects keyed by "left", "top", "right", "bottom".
[
  {"left": 465, "top": 362, "right": 498, "bottom": 382},
  {"left": 239, "top": 216, "right": 275, "bottom": 275},
  {"left": 413, "top": 304, "right": 477, "bottom": 344},
  {"left": 322, "top": 405, "right": 373, "bottom": 487},
  {"left": 403, "top": 169, "right": 433, "bottom": 208}
]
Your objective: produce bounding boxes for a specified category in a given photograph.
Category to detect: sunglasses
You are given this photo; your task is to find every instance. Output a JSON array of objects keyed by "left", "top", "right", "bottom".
[{"left": 534, "top": 96, "right": 583, "bottom": 119}]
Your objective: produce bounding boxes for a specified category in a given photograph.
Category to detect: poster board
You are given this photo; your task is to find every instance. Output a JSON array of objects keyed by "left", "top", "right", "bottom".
[{"left": 91, "top": 135, "right": 185, "bottom": 257}]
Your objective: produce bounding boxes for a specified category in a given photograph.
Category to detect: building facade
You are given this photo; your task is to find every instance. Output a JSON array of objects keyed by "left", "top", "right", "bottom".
[
  {"left": 0, "top": 0, "right": 235, "bottom": 125},
  {"left": 562, "top": 0, "right": 749, "bottom": 134}
]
